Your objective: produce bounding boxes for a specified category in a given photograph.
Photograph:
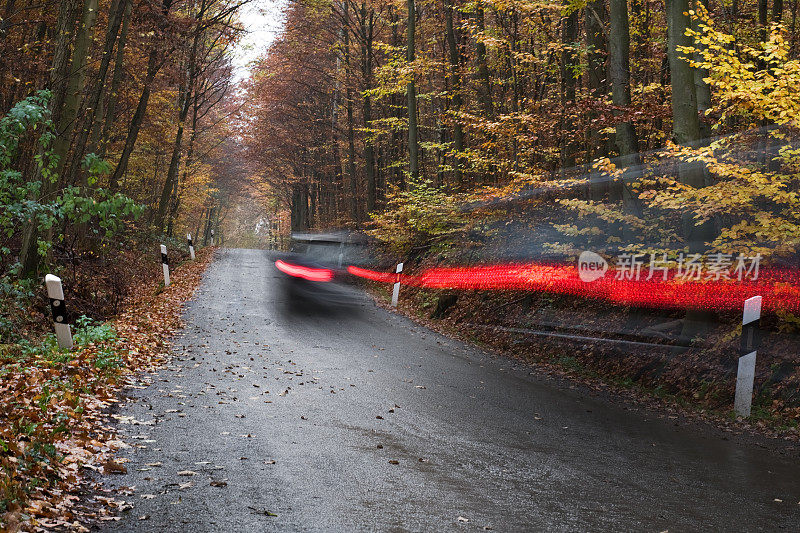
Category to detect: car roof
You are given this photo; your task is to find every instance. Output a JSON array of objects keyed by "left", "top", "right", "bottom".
[{"left": 291, "top": 231, "right": 367, "bottom": 244}]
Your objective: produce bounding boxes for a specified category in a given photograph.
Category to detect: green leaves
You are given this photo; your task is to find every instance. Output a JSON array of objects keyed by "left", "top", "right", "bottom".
[
  {"left": 0, "top": 90, "right": 52, "bottom": 168},
  {"left": 0, "top": 91, "right": 142, "bottom": 260},
  {"left": 369, "top": 177, "right": 471, "bottom": 258},
  {"left": 82, "top": 153, "right": 112, "bottom": 185},
  {"left": 57, "top": 186, "right": 143, "bottom": 237}
]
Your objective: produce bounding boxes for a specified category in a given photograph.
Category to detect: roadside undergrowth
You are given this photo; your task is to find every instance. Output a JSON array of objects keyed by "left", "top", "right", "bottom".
[{"left": 0, "top": 248, "right": 215, "bottom": 532}]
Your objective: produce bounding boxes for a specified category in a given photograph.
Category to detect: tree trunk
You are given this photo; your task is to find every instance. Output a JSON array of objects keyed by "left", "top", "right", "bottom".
[
  {"left": 692, "top": 0, "right": 712, "bottom": 139},
  {"left": 608, "top": 0, "right": 644, "bottom": 240},
  {"left": 109, "top": 0, "right": 174, "bottom": 190},
  {"left": 203, "top": 206, "right": 214, "bottom": 245},
  {"left": 168, "top": 94, "right": 200, "bottom": 234},
  {"left": 667, "top": 0, "right": 701, "bottom": 148},
  {"left": 474, "top": 4, "right": 493, "bottom": 117},
  {"left": 108, "top": 49, "right": 160, "bottom": 191},
  {"left": 68, "top": 0, "right": 126, "bottom": 186},
  {"left": 560, "top": 5, "right": 578, "bottom": 169},
  {"left": 343, "top": 2, "right": 360, "bottom": 221},
  {"left": 388, "top": 5, "right": 405, "bottom": 190},
  {"left": 53, "top": 0, "right": 99, "bottom": 186},
  {"left": 99, "top": 0, "right": 132, "bottom": 164},
  {"left": 774, "top": 0, "right": 785, "bottom": 20},
  {"left": 585, "top": 0, "right": 607, "bottom": 197},
  {"left": 668, "top": 0, "right": 715, "bottom": 344},
  {"left": 290, "top": 185, "right": 309, "bottom": 230},
  {"left": 444, "top": 0, "right": 464, "bottom": 186},
  {"left": 19, "top": 0, "right": 81, "bottom": 275},
  {"left": 195, "top": 208, "right": 206, "bottom": 247},
  {"left": 791, "top": 0, "right": 798, "bottom": 55},
  {"left": 156, "top": 86, "right": 190, "bottom": 230},
  {"left": 407, "top": 0, "right": 420, "bottom": 181},
  {"left": 156, "top": 1, "right": 207, "bottom": 230},
  {"left": 609, "top": 0, "right": 641, "bottom": 165},
  {"left": 360, "top": 4, "right": 377, "bottom": 214}
]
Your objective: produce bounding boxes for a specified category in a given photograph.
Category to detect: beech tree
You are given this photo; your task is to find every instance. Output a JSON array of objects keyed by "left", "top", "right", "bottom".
[{"left": 3, "top": 0, "right": 247, "bottom": 280}]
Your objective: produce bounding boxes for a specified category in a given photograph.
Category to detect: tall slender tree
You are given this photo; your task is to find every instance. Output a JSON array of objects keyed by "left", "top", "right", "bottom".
[{"left": 407, "top": 0, "right": 419, "bottom": 181}]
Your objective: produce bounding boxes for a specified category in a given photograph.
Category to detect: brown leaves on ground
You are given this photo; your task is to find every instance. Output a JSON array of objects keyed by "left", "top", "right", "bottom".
[
  {"left": 102, "top": 460, "right": 128, "bottom": 475},
  {"left": 0, "top": 248, "right": 215, "bottom": 531}
]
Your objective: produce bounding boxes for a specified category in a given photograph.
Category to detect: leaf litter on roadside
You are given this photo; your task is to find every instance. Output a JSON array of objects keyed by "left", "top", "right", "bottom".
[{"left": 0, "top": 250, "right": 215, "bottom": 529}]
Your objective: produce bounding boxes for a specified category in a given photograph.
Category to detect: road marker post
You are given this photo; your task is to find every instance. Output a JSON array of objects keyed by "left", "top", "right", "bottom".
[
  {"left": 44, "top": 274, "right": 73, "bottom": 350},
  {"left": 391, "top": 262, "right": 404, "bottom": 307},
  {"left": 210, "top": 229, "right": 215, "bottom": 246},
  {"left": 734, "top": 295, "right": 762, "bottom": 417},
  {"left": 161, "top": 244, "right": 170, "bottom": 287},
  {"left": 187, "top": 233, "right": 195, "bottom": 260}
]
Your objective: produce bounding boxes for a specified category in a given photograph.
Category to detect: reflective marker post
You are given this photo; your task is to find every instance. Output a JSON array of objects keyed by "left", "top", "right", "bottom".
[
  {"left": 187, "top": 233, "right": 195, "bottom": 260},
  {"left": 161, "top": 244, "right": 170, "bottom": 287},
  {"left": 734, "top": 295, "right": 762, "bottom": 417},
  {"left": 391, "top": 262, "right": 404, "bottom": 307},
  {"left": 210, "top": 229, "right": 215, "bottom": 246},
  {"left": 44, "top": 274, "right": 73, "bottom": 350}
]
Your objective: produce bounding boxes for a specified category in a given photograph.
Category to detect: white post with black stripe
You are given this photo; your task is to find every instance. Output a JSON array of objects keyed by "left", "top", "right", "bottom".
[
  {"left": 210, "top": 229, "right": 215, "bottom": 246},
  {"left": 45, "top": 274, "right": 73, "bottom": 350},
  {"left": 160, "top": 244, "right": 170, "bottom": 287},
  {"left": 391, "top": 262, "right": 404, "bottom": 307},
  {"left": 734, "top": 295, "right": 762, "bottom": 417},
  {"left": 187, "top": 233, "right": 195, "bottom": 260}
]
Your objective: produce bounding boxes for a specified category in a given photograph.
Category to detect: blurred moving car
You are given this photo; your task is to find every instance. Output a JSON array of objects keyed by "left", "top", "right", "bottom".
[{"left": 274, "top": 231, "right": 369, "bottom": 308}]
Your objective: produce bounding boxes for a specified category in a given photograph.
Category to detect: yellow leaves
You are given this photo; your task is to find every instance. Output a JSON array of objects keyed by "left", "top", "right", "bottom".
[
  {"left": 685, "top": 10, "right": 800, "bottom": 131},
  {"left": 552, "top": 223, "right": 604, "bottom": 237},
  {"left": 591, "top": 157, "right": 624, "bottom": 179}
]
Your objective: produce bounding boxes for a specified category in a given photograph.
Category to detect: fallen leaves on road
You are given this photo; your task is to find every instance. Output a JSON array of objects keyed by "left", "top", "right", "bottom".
[
  {"left": 248, "top": 507, "right": 278, "bottom": 517},
  {"left": 0, "top": 248, "right": 214, "bottom": 530},
  {"left": 103, "top": 460, "right": 128, "bottom": 475}
]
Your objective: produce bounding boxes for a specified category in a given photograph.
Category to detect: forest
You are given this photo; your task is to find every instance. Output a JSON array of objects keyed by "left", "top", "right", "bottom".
[
  {"left": 0, "top": 0, "right": 250, "bottom": 338},
  {"left": 2, "top": 0, "right": 800, "bottom": 526},
  {"left": 2, "top": 0, "right": 798, "bottom": 323},
  {"left": 243, "top": 0, "right": 800, "bottom": 260}
]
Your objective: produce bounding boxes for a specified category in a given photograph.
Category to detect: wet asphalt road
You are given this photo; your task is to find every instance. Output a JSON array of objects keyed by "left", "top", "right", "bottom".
[{"left": 105, "top": 248, "right": 800, "bottom": 532}]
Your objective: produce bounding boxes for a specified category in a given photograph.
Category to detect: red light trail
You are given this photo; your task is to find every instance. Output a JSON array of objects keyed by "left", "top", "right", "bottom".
[
  {"left": 275, "top": 260, "right": 334, "bottom": 282},
  {"left": 347, "top": 263, "right": 800, "bottom": 313}
]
